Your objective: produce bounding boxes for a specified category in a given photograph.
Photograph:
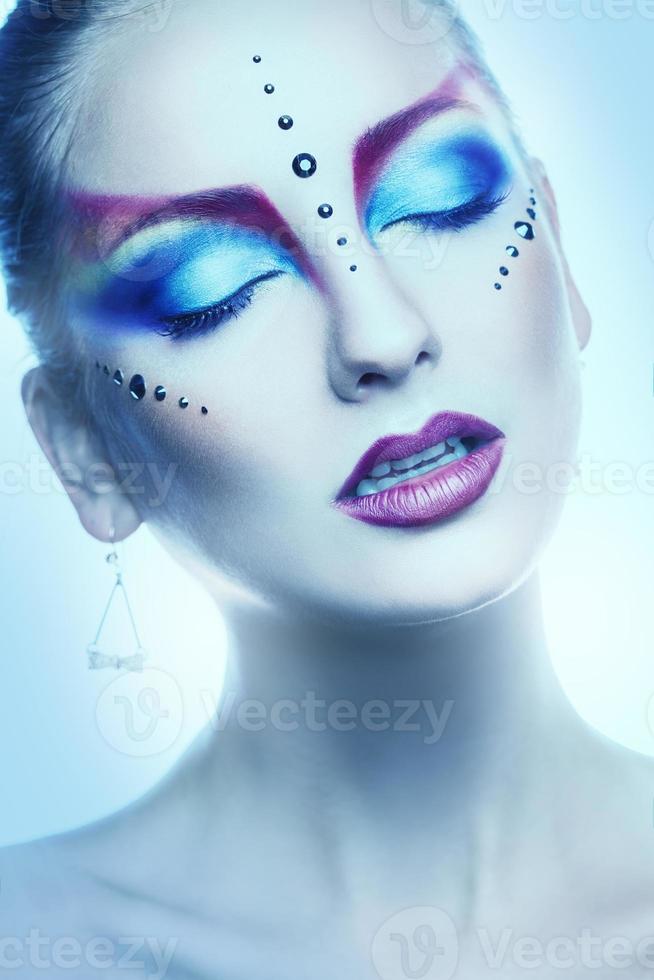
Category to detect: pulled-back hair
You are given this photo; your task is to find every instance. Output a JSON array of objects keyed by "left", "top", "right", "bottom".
[{"left": 0, "top": 0, "right": 522, "bottom": 423}]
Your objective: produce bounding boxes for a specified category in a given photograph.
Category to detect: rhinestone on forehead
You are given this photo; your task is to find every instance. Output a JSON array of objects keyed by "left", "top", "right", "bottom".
[{"left": 292, "top": 153, "right": 318, "bottom": 179}]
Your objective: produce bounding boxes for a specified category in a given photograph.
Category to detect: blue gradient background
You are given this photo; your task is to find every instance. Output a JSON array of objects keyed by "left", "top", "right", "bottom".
[{"left": 0, "top": 0, "right": 653, "bottom": 847}]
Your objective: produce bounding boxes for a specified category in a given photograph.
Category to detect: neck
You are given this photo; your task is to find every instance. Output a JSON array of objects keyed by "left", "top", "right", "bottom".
[
  {"left": 182, "top": 570, "right": 583, "bottom": 917},
  {"left": 205, "top": 570, "right": 576, "bottom": 809}
]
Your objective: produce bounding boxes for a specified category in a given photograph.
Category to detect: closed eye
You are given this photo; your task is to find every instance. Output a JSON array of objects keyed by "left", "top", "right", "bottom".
[
  {"left": 156, "top": 270, "right": 285, "bottom": 341},
  {"left": 379, "top": 188, "right": 511, "bottom": 235}
]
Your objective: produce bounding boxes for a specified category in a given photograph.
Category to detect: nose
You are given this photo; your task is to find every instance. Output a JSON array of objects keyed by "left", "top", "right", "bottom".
[{"left": 325, "top": 256, "right": 442, "bottom": 402}]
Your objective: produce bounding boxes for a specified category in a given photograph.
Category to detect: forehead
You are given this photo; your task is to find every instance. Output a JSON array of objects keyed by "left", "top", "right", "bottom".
[{"left": 64, "top": 0, "right": 480, "bottom": 199}]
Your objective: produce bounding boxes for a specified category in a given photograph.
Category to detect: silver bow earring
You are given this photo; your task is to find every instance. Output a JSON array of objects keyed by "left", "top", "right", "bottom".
[{"left": 87, "top": 526, "right": 147, "bottom": 672}]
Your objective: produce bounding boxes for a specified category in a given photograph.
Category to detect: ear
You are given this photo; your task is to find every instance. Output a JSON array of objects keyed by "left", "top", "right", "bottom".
[
  {"left": 21, "top": 366, "right": 142, "bottom": 544},
  {"left": 530, "top": 156, "right": 592, "bottom": 353}
]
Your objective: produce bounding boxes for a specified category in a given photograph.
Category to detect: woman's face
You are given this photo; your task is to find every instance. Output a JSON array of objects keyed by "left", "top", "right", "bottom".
[{"left": 60, "top": 0, "right": 587, "bottom": 624}]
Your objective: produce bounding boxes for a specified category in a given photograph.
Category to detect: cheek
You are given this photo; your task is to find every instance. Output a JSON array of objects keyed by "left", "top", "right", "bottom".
[
  {"left": 392, "top": 201, "right": 581, "bottom": 462},
  {"left": 91, "top": 291, "right": 331, "bottom": 554},
  {"left": 491, "top": 227, "right": 582, "bottom": 468},
  {"left": 436, "top": 215, "right": 582, "bottom": 562},
  {"left": 81, "top": 200, "right": 581, "bottom": 616}
]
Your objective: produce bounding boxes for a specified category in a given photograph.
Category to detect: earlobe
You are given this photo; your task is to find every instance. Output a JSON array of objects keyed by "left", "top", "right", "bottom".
[
  {"left": 530, "top": 156, "right": 592, "bottom": 353},
  {"left": 21, "top": 366, "right": 142, "bottom": 543},
  {"left": 566, "top": 270, "right": 592, "bottom": 352}
]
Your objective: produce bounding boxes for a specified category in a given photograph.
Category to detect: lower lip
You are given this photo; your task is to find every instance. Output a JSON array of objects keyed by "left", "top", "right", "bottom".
[{"left": 334, "top": 438, "right": 506, "bottom": 528}]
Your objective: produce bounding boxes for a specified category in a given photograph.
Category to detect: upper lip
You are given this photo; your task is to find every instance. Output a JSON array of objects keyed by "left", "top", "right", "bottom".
[{"left": 336, "top": 410, "right": 506, "bottom": 499}]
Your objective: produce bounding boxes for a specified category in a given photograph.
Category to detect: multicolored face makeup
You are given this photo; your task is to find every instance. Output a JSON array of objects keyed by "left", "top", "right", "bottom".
[
  {"left": 362, "top": 125, "right": 513, "bottom": 241},
  {"left": 79, "top": 219, "right": 302, "bottom": 341},
  {"left": 59, "top": 0, "right": 586, "bottom": 623}
]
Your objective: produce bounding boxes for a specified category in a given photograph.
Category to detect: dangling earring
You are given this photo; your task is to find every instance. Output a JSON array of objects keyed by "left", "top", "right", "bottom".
[{"left": 87, "top": 525, "right": 147, "bottom": 672}]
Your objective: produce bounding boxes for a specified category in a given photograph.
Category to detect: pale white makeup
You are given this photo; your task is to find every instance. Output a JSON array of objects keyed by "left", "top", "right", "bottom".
[
  {"left": 13, "top": 7, "right": 654, "bottom": 980},
  {"left": 59, "top": 0, "right": 590, "bottom": 627}
]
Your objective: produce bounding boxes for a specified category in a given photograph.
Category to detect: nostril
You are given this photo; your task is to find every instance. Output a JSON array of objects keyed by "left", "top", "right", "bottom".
[
  {"left": 415, "top": 350, "right": 431, "bottom": 367},
  {"left": 358, "top": 371, "right": 385, "bottom": 390}
]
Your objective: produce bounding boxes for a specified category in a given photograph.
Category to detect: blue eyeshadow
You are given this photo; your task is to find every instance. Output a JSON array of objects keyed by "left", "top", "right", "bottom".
[
  {"left": 85, "top": 223, "right": 298, "bottom": 326},
  {"left": 364, "top": 130, "right": 512, "bottom": 238}
]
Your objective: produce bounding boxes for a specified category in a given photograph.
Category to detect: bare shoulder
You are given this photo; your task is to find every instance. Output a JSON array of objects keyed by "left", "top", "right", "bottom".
[
  {"left": 0, "top": 803, "right": 143, "bottom": 931},
  {"left": 0, "top": 833, "right": 80, "bottom": 931},
  {"left": 0, "top": 830, "right": 112, "bottom": 978},
  {"left": 550, "top": 719, "right": 654, "bottom": 925},
  {"left": 0, "top": 732, "right": 237, "bottom": 928},
  {"left": 571, "top": 721, "right": 654, "bottom": 838},
  {"left": 0, "top": 800, "right": 185, "bottom": 978}
]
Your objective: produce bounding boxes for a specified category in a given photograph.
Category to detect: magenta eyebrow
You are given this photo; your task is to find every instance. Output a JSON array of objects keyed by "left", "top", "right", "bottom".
[
  {"left": 352, "top": 96, "right": 471, "bottom": 215},
  {"left": 351, "top": 59, "right": 480, "bottom": 216},
  {"left": 64, "top": 184, "right": 319, "bottom": 282}
]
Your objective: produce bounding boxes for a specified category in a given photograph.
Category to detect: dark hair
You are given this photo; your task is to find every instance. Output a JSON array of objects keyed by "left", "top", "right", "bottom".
[
  {"left": 0, "top": 0, "right": 524, "bottom": 423},
  {"left": 0, "top": 0, "right": 160, "bottom": 423}
]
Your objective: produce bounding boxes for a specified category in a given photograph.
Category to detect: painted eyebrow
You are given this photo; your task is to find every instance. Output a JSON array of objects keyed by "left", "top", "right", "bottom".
[
  {"left": 66, "top": 184, "right": 317, "bottom": 280},
  {"left": 352, "top": 97, "right": 480, "bottom": 217},
  {"left": 65, "top": 75, "right": 478, "bottom": 268}
]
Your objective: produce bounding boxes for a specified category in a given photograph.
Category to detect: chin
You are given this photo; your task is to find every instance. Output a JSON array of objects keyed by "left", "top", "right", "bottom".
[
  {"left": 303, "top": 497, "right": 564, "bottom": 628},
  {"left": 161, "top": 463, "right": 569, "bottom": 628},
  {"left": 246, "top": 539, "right": 543, "bottom": 629}
]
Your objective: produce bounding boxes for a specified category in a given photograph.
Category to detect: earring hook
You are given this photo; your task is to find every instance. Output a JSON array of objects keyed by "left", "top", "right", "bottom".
[
  {"left": 88, "top": 520, "right": 147, "bottom": 672},
  {"left": 107, "top": 523, "right": 119, "bottom": 571}
]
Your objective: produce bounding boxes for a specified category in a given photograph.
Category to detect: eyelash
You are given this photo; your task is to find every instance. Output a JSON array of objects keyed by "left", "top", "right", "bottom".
[
  {"left": 381, "top": 188, "right": 511, "bottom": 235},
  {"left": 156, "top": 270, "right": 283, "bottom": 341}
]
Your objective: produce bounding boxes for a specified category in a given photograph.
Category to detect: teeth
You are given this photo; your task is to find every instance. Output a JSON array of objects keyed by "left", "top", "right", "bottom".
[
  {"left": 378, "top": 477, "right": 397, "bottom": 491},
  {"left": 356, "top": 480, "right": 379, "bottom": 497},
  {"left": 391, "top": 453, "right": 420, "bottom": 472},
  {"left": 421, "top": 440, "right": 447, "bottom": 464},
  {"left": 389, "top": 442, "right": 446, "bottom": 473},
  {"left": 355, "top": 436, "right": 474, "bottom": 498}
]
